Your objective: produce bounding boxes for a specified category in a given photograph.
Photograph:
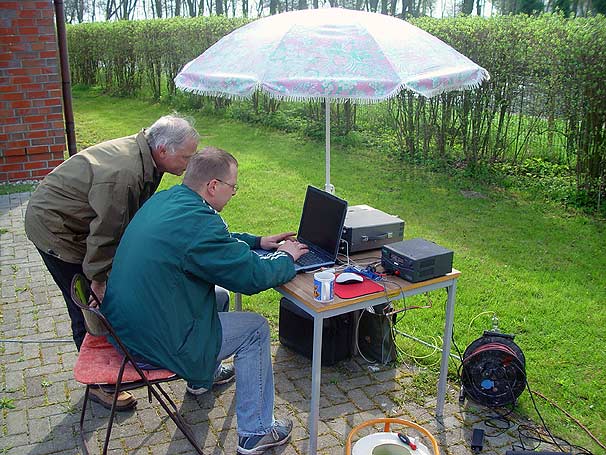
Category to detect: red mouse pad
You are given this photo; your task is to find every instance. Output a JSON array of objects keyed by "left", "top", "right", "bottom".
[{"left": 334, "top": 275, "right": 384, "bottom": 299}]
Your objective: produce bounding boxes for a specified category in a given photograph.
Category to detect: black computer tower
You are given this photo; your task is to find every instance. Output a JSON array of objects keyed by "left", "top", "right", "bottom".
[{"left": 278, "top": 298, "right": 353, "bottom": 366}]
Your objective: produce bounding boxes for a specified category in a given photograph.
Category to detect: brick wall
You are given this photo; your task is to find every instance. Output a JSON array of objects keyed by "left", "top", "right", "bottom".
[{"left": 0, "top": 0, "right": 66, "bottom": 183}]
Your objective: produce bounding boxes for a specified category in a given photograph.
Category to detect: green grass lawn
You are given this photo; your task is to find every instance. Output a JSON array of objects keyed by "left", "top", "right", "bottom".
[{"left": 72, "top": 88, "right": 605, "bottom": 453}]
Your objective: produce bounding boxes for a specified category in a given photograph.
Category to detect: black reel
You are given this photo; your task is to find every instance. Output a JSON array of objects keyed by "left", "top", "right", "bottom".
[{"left": 461, "top": 331, "right": 526, "bottom": 407}]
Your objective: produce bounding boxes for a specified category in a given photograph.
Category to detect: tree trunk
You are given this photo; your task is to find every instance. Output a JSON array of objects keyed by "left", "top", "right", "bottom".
[
  {"left": 461, "top": 0, "right": 474, "bottom": 14},
  {"left": 389, "top": 0, "right": 397, "bottom": 15},
  {"left": 77, "top": 0, "right": 84, "bottom": 22},
  {"left": 153, "top": 0, "right": 162, "bottom": 17},
  {"left": 105, "top": 0, "right": 115, "bottom": 19}
]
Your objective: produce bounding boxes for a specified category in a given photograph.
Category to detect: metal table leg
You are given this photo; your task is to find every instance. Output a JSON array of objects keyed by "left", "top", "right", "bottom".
[
  {"left": 308, "top": 314, "right": 324, "bottom": 455},
  {"left": 436, "top": 281, "right": 457, "bottom": 416}
]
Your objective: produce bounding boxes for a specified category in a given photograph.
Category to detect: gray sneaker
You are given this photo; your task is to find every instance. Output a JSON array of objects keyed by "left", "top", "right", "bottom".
[
  {"left": 186, "top": 363, "right": 235, "bottom": 395},
  {"left": 213, "top": 363, "right": 235, "bottom": 385},
  {"left": 237, "top": 419, "right": 293, "bottom": 454}
]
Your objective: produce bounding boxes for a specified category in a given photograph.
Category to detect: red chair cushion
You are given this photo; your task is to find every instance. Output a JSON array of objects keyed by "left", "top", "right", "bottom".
[{"left": 74, "top": 333, "right": 176, "bottom": 385}]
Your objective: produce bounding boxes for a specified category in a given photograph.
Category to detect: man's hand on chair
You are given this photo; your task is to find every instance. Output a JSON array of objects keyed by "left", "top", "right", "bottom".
[{"left": 90, "top": 280, "right": 106, "bottom": 306}]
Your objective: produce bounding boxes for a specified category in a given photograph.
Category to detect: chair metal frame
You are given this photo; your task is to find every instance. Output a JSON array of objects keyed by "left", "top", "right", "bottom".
[{"left": 70, "top": 273, "right": 204, "bottom": 455}]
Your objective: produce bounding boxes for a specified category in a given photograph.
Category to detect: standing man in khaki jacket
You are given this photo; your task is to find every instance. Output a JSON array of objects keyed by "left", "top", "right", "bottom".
[{"left": 25, "top": 114, "right": 199, "bottom": 410}]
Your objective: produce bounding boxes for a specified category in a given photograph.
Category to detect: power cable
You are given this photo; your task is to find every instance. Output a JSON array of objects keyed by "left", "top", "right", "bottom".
[{"left": 531, "top": 389, "right": 605, "bottom": 452}]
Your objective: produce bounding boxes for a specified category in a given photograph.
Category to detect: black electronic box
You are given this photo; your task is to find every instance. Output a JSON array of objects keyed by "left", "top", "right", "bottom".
[
  {"left": 381, "top": 238, "right": 453, "bottom": 282},
  {"left": 278, "top": 298, "right": 353, "bottom": 366},
  {"left": 339, "top": 205, "right": 404, "bottom": 254}
]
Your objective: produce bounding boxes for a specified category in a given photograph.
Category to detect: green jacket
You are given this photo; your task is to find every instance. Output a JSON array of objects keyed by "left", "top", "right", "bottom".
[
  {"left": 101, "top": 184, "right": 296, "bottom": 387},
  {"left": 24, "top": 131, "right": 162, "bottom": 282}
]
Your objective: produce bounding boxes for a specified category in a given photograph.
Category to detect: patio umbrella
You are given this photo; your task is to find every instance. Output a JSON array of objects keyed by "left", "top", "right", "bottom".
[{"left": 175, "top": 8, "right": 489, "bottom": 193}]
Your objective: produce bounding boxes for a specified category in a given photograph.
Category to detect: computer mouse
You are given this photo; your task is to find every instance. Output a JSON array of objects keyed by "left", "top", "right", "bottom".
[{"left": 336, "top": 272, "right": 364, "bottom": 285}]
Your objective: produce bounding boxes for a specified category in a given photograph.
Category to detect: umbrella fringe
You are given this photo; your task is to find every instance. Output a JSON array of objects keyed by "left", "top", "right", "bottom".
[
  {"left": 400, "top": 69, "right": 490, "bottom": 99},
  {"left": 175, "top": 75, "right": 489, "bottom": 104},
  {"left": 406, "top": 79, "right": 489, "bottom": 99},
  {"left": 265, "top": 93, "right": 385, "bottom": 104},
  {"left": 175, "top": 85, "right": 253, "bottom": 101}
]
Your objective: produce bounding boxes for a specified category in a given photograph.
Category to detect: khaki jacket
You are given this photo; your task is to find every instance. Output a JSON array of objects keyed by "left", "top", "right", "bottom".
[{"left": 25, "top": 131, "right": 163, "bottom": 282}]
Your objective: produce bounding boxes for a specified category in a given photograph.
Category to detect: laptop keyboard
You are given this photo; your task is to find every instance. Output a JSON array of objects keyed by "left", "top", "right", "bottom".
[{"left": 296, "top": 250, "right": 323, "bottom": 266}]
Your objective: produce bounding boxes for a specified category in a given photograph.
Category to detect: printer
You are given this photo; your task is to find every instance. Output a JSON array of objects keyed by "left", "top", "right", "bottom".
[{"left": 340, "top": 205, "right": 404, "bottom": 254}]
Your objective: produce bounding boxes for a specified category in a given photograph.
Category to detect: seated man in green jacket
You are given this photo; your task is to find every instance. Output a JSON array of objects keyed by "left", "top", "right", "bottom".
[{"left": 101, "top": 147, "right": 309, "bottom": 454}]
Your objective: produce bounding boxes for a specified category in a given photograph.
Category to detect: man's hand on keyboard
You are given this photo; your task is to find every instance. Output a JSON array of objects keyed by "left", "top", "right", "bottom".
[
  {"left": 260, "top": 232, "right": 296, "bottom": 250},
  {"left": 278, "top": 239, "right": 309, "bottom": 261}
]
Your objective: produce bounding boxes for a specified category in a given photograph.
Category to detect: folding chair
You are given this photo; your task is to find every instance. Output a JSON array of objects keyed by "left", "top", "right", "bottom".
[{"left": 70, "top": 274, "right": 204, "bottom": 455}]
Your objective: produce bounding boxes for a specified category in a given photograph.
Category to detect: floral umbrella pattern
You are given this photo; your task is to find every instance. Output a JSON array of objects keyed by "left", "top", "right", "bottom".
[
  {"left": 175, "top": 8, "right": 490, "bottom": 192},
  {"left": 175, "top": 8, "right": 489, "bottom": 103}
]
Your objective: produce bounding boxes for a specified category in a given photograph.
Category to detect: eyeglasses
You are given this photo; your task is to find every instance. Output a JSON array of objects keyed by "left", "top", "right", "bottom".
[{"left": 216, "top": 178, "right": 238, "bottom": 193}]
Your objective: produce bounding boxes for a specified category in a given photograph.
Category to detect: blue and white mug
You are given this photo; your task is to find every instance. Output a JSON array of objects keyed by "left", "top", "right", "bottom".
[{"left": 313, "top": 271, "right": 335, "bottom": 303}]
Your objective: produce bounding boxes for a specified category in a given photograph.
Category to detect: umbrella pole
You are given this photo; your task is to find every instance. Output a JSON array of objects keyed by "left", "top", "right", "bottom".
[{"left": 325, "top": 101, "right": 334, "bottom": 194}]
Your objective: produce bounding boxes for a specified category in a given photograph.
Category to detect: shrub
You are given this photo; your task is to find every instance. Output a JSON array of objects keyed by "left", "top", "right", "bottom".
[{"left": 67, "top": 14, "right": 606, "bottom": 214}]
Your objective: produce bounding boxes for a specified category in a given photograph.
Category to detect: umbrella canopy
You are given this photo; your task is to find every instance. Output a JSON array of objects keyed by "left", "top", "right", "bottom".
[
  {"left": 175, "top": 8, "right": 490, "bottom": 190},
  {"left": 176, "top": 8, "right": 489, "bottom": 102}
]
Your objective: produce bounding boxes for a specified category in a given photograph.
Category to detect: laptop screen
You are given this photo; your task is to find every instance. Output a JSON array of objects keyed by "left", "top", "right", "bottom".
[{"left": 297, "top": 186, "right": 348, "bottom": 258}]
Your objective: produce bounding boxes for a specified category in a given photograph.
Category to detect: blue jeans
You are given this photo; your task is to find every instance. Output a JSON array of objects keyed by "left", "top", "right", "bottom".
[{"left": 216, "top": 311, "right": 275, "bottom": 437}]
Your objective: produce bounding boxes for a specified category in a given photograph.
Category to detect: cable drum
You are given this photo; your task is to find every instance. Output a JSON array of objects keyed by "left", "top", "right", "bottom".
[{"left": 461, "top": 331, "right": 526, "bottom": 407}]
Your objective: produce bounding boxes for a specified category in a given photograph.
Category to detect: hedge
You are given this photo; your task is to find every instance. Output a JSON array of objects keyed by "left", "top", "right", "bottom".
[
  {"left": 67, "top": 14, "right": 605, "bottom": 210},
  {"left": 68, "top": 16, "right": 250, "bottom": 97}
]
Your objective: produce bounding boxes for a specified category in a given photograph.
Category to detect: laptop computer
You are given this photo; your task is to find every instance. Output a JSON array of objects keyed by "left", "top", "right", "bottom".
[{"left": 254, "top": 185, "right": 348, "bottom": 272}]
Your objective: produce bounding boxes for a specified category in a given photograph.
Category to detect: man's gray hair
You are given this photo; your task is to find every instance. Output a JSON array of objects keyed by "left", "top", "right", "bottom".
[
  {"left": 183, "top": 146, "right": 238, "bottom": 189},
  {"left": 146, "top": 114, "right": 199, "bottom": 154}
]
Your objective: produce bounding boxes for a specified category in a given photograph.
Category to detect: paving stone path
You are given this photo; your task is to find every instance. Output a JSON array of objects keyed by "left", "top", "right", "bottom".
[{"left": 1, "top": 192, "right": 530, "bottom": 455}]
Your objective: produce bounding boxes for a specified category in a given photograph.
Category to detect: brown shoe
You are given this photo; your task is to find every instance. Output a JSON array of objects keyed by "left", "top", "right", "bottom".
[{"left": 88, "top": 386, "right": 137, "bottom": 411}]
